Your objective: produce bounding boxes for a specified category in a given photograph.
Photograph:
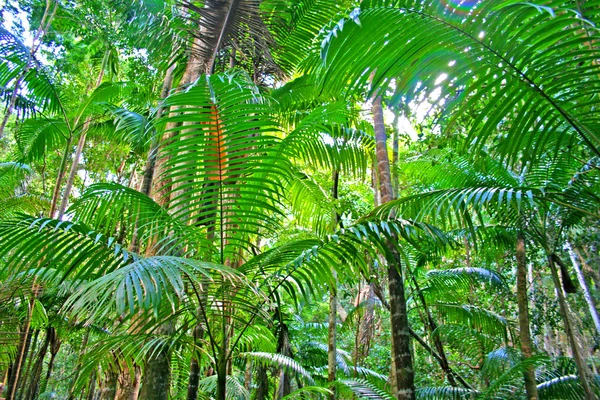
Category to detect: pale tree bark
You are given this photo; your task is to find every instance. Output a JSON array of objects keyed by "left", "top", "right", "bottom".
[
  {"left": 57, "top": 50, "right": 109, "bottom": 218},
  {"left": 567, "top": 242, "right": 600, "bottom": 337},
  {"left": 372, "top": 94, "right": 414, "bottom": 400},
  {"left": 328, "top": 280, "right": 337, "bottom": 400},
  {"left": 547, "top": 255, "right": 597, "bottom": 399},
  {"left": 6, "top": 296, "right": 35, "bottom": 400},
  {"left": 516, "top": 234, "right": 538, "bottom": 400},
  {"left": 0, "top": 0, "right": 58, "bottom": 137}
]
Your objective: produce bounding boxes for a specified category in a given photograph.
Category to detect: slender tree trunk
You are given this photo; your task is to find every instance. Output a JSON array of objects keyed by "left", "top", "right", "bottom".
[
  {"left": 372, "top": 94, "right": 415, "bottom": 400},
  {"left": 7, "top": 297, "right": 35, "bottom": 400},
  {"left": 139, "top": 44, "right": 202, "bottom": 399},
  {"left": 328, "top": 283, "right": 337, "bottom": 400},
  {"left": 24, "top": 328, "right": 51, "bottom": 400},
  {"left": 392, "top": 110, "right": 399, "bottom": 195},
  {"left": 57, "top": 128, "right": 88, "bottom": 218},
  {"left": 244, "top": 359, "right": 252, "bottom": 390},
  {"left": 277, "top": 322, "right": 293, "bottom": 399},
  {"left": 49, "top": 135, "right": 73, "bottom": 217},
  {"left": 57, "top": 50, "right": 108, "bottom": 218},
  {"left": 38, "top": 328, "right": 59, "bottom": 396},
  {"left": 328, "top": 170, "right": 340, "bottom": 399},
  {"left": 516, "top": 234, "right": 538, "bottom": 400},
  {"left": 0, "top": 0, "right": 57, "bottom": 138},
  {"left": 100, "top": 370, "right": 118, "bottom": 400},
  {"left": 115, "top": 362, "right": 140, "bottom": 400},
  {"left": 547, "top": 255, "right": 597, "bottom": 399},
  {"left": 567, "top": 242, "right": 600, "bottom": 337},
  {"left": 409, "top": 273, "right": 460, "bottom": 388},
  {"left": 17, "top": 328, "right": 39, "bottom": 399},
  {"left": 254, "top": 363, "right": 268, "bottom": 400}
]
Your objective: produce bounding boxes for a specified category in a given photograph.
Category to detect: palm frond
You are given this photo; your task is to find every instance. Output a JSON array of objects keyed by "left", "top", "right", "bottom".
[
  {"left": 537, "top": 374, "right": 599, "bottom": 400},
  {"left": 158, "top": 72, "right": 288, "bottom": 257},
  {"left": 181, "top": 0, "right": 277, "bottom": 74},
  {"left": 425, "top": 267, "right": 506, "bottom": 293},
  {"left": 319, "top": 0, "right": 600, "bottom": 163},
  {"left": 240, "top": 351, "right": 316, "bottom": 384},
  {"left": 340, "top": 378, "right": 394, "bottom": 400},
  {"left": 415, "top": 386, "right": 477, "bottom": 399}
]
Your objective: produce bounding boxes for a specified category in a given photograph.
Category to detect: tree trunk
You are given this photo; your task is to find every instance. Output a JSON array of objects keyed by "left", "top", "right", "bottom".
[
  {"left": 253, "top": 363, "right": 268, "bottom": 400},
  {"left": 115, "top": 363, "right": 140, "bottom": 400},
  {"left": 140, "top": 42, "right": 204, "bottom": 398},
  {"left": 328, "top": 283, "right": 337, "bottom": 400},
  {"left": 18, "top": 328, "right": 39, "bottom": 399},
  {"left": 6, "top": 297, "right": 35, "bottom": 400},
  {"left": 49, "top": 135, "right": 73, "bottom": 217},
  {"left": 372, "top": 94, "right": 415, "bottom": 400},
  {"left": 328, "top": 170, "right": 339, "bottom": 399},
  {"left": 547, "top": 255, "right": 597, "bottom": 399},
  {"left": 567, "top": 242, "right": 600, "bottom": 337},
  {"left": 57, "top": 50, "right": 108, "bottom": 218},
  {"left": 277, "top": 323, "right": 293, "bottom": 399},
  {"left": 24, "top": 328, "right": 51, "bottom": 400},
  {"left": 100, "top": 370, "right": 118, "bottom": 400},
  {"left": 139, "top": 323, "right": 173, "bottom": 400},
  {"left": 38, "top": 328, "right": 59, "bottom": 396},
  {"left": 516, "top": 234, "right": 538, "bottom": 400}
]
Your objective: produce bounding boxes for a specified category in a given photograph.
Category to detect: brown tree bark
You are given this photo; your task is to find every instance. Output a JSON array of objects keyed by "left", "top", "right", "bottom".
[
  {"left": 516, "top": 234, "right": 538, "bottom": 400},
  {"left": 24, "top": 328, "right": 51, "bottom": 400},
  {"left": 372, "top": 94, "right": 414, "bottom": 400},
  {"left": 276, "top": 322, "right": 293, "bottom": 399}
]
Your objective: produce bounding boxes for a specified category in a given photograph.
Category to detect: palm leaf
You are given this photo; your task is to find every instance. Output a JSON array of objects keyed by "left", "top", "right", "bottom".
[
  {"left": 157, "top": 72, "right": 288, "bottom": 258},
  {"left": 319, "top": 0, "right": 600, "bottom": 163}
]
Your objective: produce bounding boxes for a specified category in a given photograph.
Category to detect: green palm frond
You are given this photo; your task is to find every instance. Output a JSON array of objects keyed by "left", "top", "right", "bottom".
[
  {"left": 196, "top": 374, "right": 251, "bottom": 400},
  {"left": 271, "top": 0, "right": 346, "bottom": 75},
  {"left": 480, "top": 347, "right": 521, "bottom": 381},
  {"left": 319, "top": 0, "right": 600, "bottom": 163},
  {"left": 0, "top": 195, "right": 48, "bottom": 219},
  {"left": 433, "top": 324, "right": 498, "bottom": 364},
  {"left": 434, "top": 302, "right": 509, "bottom": 341},
  {"left": 157, "top": 72, "right": 288, "bottom": 257},
  {"left": 282, "top": 386, "right": 333, "bottom": 399},
  {"left": 0, "top": 27, "right": 63, "bottom": 116},
  {"left": 67, "top": 183, "right": 212, "bottom": 256},
  {"left": 63, "top": 256, "right": 238, "bottom": 323},
  {"left": 425, "top": 267, "right": 506, "bottom": 293},
  {"left": 537, "top": 374, "right": 599, "bottom": 400},
  {"left": 340, "top": 378, "right": 394, "bottom": 400},
  {"left": 240, "top": 351, "right": 316, "bottom": 384},
  {"left": 480, "top": 354, "right": 552, "bottom": 399},
  {"left": 415, "top": 386, "right": 477, "bottom": 399},
  {"left": 401, "top": 149, "right": 520, "bottom": 190},
  {"left": 14, "top": 117, "right": 68, "bottom": 163},
  {"left": 109, "top": 106, "right": 155, "bottom": 154},
  {"left": 286, "top": 169, "right": 337, "bottom": 235},
  {"left": 181, "top": 0, "right": 277, "bottom": 74},
  {"left": 0, "top": 215, "right": 132, "bottom": 285}
]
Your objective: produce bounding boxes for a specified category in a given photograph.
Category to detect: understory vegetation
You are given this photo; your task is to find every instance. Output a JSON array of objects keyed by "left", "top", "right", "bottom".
[{"left": 1, "top": 0, "right": 600, "bottom": 399}]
